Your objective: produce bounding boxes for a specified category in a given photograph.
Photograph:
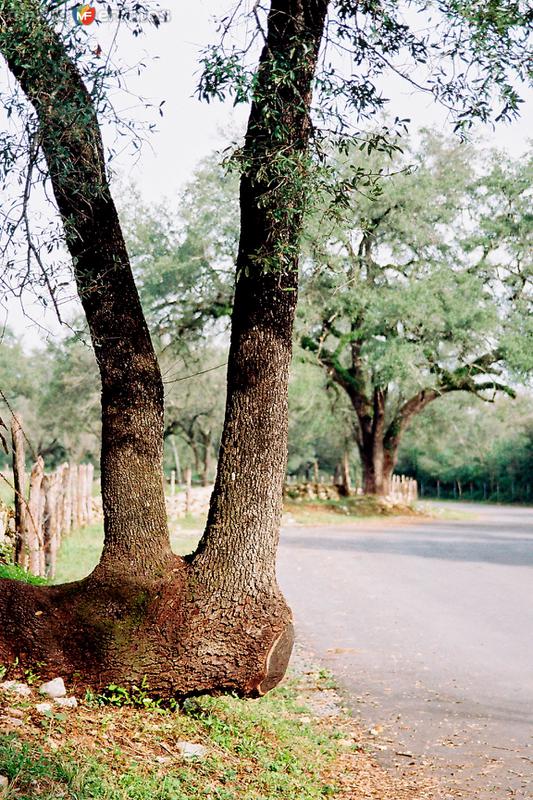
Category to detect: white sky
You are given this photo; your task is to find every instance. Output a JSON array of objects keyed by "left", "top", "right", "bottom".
[{"left": 2, "top": 0, "right": 532, "bottom": 347}]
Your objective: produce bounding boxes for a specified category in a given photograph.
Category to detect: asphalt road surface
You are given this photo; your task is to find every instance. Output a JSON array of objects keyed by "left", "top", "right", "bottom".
[{"left": 278, "top": 503, "right": 533, "bottom": 798}]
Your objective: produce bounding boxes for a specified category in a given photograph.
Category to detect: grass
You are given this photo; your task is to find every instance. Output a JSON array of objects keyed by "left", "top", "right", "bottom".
[
  {"left": 52, "top": 522, "right": 104, "bottom": 584},
  {"left": 284, "top": 495, "right": 420, "bottom": 525},
  {"left": 0, "top": 680, "right": 340, "bottom": 800},
  {"left": 0, "top": 480, "right": 13, "bottom": 507},
  {"left": 0, "top": 563, "right": 46, "bottom": 585},
  {"left": 52, "top": 517, "right": 206, "bottom": 585}
]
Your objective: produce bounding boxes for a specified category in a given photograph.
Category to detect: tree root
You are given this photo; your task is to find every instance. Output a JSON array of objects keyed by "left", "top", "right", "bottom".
[{"left": 0, "top": 559, "right": 294, "bottom": 699}]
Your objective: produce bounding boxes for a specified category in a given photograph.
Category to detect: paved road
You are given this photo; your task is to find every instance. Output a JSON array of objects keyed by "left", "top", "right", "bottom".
[{"left": 277, "top": 503, "right": 533, "bottom": 798}]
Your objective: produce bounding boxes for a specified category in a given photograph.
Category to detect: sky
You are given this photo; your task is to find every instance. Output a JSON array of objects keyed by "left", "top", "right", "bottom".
[{"left": 1, "top": 0, "right": 532, "bottom": 346}]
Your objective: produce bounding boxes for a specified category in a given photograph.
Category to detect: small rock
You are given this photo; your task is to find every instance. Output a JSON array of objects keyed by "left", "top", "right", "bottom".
[
  {"left": 54, "top": 697, "right": 77, "bottom": 709},
  {"left": 35, "top": 702, "right": 53, "bottom": 715},
  {"left": 39, "top": 678, "right": 66, "bottom": 699},
  {"left": 46, "top": 738, "right": 60, "bottom": 751},
  {"left": 176, "top": 741, "right": 207, "bottom": 759},
  {"left": 0, "top": 775, "right": 8, "bottom": 791},
  {"left": 156, "top": 756, "right": 170, "bottom": 764},
  {"left": 0, "top": 681, "right": 31, "bottom": 697},
  {"left": 2, "top": 717, "right": 23, "bottom": 728},
  {"left": 6, "top": 708, "right": 23, "bottom": 718}
]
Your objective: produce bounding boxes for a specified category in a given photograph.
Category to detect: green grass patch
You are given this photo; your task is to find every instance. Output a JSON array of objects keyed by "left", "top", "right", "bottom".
[
  {"left": 0, "top": 680, "right": 338, "bottom": 799},
  {"left": 0, "top": 480, "right": 13, "bottom": 507},
  {"left": 284, "top": 495, "right": 419, "bottom": 525},
  {"left": 52, "top": 522, "right": 104, "bottom": 584},
  {"left": 0, "top": 563, "right": 46, "bottom": 585},
  {"left": 52, "top": 521, "right": 204, "bottom": 584}
]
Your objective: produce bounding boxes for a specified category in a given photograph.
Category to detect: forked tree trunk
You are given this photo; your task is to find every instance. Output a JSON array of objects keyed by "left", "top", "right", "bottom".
[{"left": 0, "top": 0, "right": 328, "bottom": 696}]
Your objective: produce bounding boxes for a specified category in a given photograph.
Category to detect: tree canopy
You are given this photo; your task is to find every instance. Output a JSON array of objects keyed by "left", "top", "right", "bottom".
[{"left": 300, "top": 132, "right": 532, "bottom": 491}]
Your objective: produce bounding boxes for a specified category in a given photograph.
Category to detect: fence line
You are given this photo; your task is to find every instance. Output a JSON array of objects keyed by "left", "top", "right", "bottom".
[
  {"left": 284, "top": 472, "right": 418, "bottom": 504},
  {"left": 1, "top": 413, "right": 95, "bottom": 579},
  {"left": 1, "top": 461, "right": 94, "bottom": 579},
  {"left": 388, "top": 474, "right": 418, "bottom": 504}
]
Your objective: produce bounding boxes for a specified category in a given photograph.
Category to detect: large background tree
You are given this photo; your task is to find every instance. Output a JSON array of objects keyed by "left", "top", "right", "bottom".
[{"left": 301, "top": 135, "right": 532, "bottom": 494}]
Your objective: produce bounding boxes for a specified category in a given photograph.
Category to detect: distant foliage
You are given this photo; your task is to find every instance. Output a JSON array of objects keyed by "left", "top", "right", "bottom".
[{"left": 397, "top": 393, "right": 533, "bottom": 503}]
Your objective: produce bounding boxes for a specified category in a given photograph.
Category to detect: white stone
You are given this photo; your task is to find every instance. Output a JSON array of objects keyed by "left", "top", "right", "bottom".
[
  {"left": 0, "top": 681, "right": 31, "bottom": 697},
  {"left": 2, "top": 717, "right": 23, "bottom": 728},
  {"left": 39, "top": 678, "right": 66, "bottom": 699},
  {"left": 54, "top": 696, "right": 77, "bottom": 709},
  {"left": 176, "top": 741, "right": 207, "bottom": 759},
  {"left": 0, "top": 775, "right": 8, "bottom": 791},
  {"left": 35, "top": 702, "right": 53, "bottom": 715}
]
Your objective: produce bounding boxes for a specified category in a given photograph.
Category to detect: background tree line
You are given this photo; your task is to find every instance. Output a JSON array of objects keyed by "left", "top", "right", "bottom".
[{"left": 3, "top": 132, "right": 531, "bottom": 501}]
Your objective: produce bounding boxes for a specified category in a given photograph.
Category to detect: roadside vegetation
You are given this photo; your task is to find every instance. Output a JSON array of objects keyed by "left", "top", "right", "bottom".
[{"left": 0, "top": 678, "right": 340, "bottom": 800}]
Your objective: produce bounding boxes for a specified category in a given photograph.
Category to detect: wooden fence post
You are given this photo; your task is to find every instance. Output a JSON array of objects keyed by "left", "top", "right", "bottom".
[
  {"left": 62, "top": 463, "right": 72, "bottom": 536},
  {"left": 185, "top": 467, "right": 192, "bottom": 515},
  {"left": 43, "top": 470, "right": 60, "bottom": 579},
  {"left": 70, "top": 464, "right": 80, "bottom": 529},
  {"left": 341, "top": 450, "right": 352, "bottom": 496},
  {"left": 86, "top": 462, "right": 94, "bottom": 524},
  {"left": 27, "top": 456, "right": 45, "bottom": 577},
  {"left": 78, "top": 465, "right": 87, "bottom": 528},
  {"left": 11, "top": 413, "right": 27, "bottom": 567}
]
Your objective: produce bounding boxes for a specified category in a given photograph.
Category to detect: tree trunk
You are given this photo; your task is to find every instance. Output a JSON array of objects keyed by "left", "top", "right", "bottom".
[
  {"left": 359, "top": 439, "right": 396, "bottom": 496},
  {"left": 0, "top": 0, "right": 328, "bottom": 697},
  {"left": 190, "top": 441, "right": 201, "bottom": 479},
  {"left": 191, "top": 0, "right": 329, "bottom": 693}
]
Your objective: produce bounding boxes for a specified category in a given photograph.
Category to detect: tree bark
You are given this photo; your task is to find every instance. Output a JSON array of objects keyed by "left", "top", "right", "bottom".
[
  {"left": 191, "top": 0, "right": 329, "bottom": 692},
  {"left": 0, "top": 6, "right": 171, "bottom": 578},
  {"left": 359, "top": 441, "right": 395, "bottom": 496},
  {"left": 0, "top": 0, "right": 328, "bottom": 697}
]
